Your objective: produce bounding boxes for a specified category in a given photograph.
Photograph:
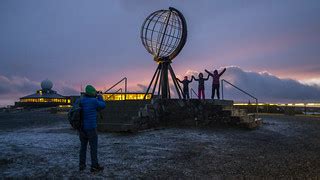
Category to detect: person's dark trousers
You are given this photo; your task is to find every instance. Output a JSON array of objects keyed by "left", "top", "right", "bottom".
[
  {"left": 79, "top": 128, "right": 98, "bottom": 168},
  {"left": 198, "top": 88, "right": 205, "bottom": 99},
  {"left": 183, "top": 90, "right": 189, "bottom": 99},
  {"left": 211, "top": 84, "right": 220, "bottom": 99}
]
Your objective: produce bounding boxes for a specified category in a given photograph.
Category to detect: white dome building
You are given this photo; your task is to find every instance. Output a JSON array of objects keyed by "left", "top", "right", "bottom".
[
  {"left": 41, "top": 79, "right": 53, "bottom": 91},
  {"left": 16, "top": 79, "right": 71, "bottom": 107}
]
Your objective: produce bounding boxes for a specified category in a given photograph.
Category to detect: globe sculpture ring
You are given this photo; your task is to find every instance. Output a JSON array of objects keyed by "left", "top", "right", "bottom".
[{"left": 141, "top": 7, "right": 187, "bottom": 62}]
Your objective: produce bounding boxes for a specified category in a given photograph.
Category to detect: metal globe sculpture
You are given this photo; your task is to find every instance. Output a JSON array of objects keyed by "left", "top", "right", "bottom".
[
  {"left": 141, "top": 7, "right": 187, "bottom": 99},
  {"left": 141, "top": 7, "right": 187, "bottom": 62}
]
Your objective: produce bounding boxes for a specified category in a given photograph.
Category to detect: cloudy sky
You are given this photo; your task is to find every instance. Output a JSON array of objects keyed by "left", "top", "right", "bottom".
[{"left": 1, "top": 0, "right": 320, "bottom": 106}]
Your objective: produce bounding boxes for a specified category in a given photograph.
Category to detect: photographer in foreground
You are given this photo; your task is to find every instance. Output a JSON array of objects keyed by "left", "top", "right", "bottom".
[{"left": 77, "top": 85, "right": 106, "bottom": 173}]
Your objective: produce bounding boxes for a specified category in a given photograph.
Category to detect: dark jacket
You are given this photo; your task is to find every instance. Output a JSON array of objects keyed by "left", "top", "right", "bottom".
[
  {"left": 177, "top": 79, "right": 192, "bottom": 91},
  {"left": 206, "top": 68, "right": 226, "bottom": 85},
  {"left": 193, "top": 75, "right": 209, "bottom": 89},
  {"left": 76, "top": 95, "right": 106, "bottom": 130}
]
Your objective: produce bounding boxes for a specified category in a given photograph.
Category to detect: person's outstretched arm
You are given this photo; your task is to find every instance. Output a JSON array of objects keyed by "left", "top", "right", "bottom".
[
  {"left": 176, "top": 78, "right": 183, "bottom": 83},
  {"left": 96, "top": 95, "right": 106, "bottom": 109},
  {"left": 204, "top": 74, "right": 210, "bottom": 80},
  {"left": 205, "top": 69, "right": 213, "bottom": 76},
  {"left": 219, "top": 68, "right": 226, "bottom": 76},
  {"left": 192, "top": 76, "right": 199, "bottom": 81},
  {"left": 188, "top": 78, "right": 193, "bottom": 83}
]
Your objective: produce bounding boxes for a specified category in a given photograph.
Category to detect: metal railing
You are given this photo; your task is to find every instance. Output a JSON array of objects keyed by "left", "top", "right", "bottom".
[
  {"left": 105, "top": 88, "right": 123, "bottom": 100},
  {"left": 221, "top": 79, "right": 258, "bottom": 114},
  {"left": 190, "top": 88, "right": 198, "bottom": 99},
  {"left": 104, "top": 77, "right": 127, "bottom": 100}
]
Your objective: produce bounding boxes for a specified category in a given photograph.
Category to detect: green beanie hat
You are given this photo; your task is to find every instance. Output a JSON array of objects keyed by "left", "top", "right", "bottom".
[{"left": 85, "top": 85, "right": 97, "bottom": 96}]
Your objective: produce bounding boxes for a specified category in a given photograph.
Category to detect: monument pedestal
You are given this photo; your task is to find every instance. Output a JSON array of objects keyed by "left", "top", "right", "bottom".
[{"left": 97, "top": 99, "right": 262, "bottom": 132}]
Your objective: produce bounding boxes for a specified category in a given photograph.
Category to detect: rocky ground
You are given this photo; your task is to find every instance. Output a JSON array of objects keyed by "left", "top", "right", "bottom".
[{"left": 0, "top": 111, "right": 319, "bottom": 178}]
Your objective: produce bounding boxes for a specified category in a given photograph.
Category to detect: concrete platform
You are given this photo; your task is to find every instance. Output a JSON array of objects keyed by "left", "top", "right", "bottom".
[
  {"left": 97, "top": 99, "right": 242, "bottom": 132},
  {"left": 97, "top": 100, "right": 151, "bottom": 132}
]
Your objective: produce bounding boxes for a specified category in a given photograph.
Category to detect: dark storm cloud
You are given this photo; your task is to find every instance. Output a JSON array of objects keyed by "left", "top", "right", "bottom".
[
  {"left": 0, "top": 75, "right": 79, "bottom": 106},
  {"left": 57, "top": 84, "right": 80, "bottom": 96},
  {"left": 0, "top": 75, "right": 38, "bottom": 106},
  {"left": 223, "top": 67, "right": 320, "bottom": 102},
  {"left": 1, "top": 0, "right": 319, "bottom": 81},
  {"left": 137, "top": 84, "right": 148, "bottom": 92},
  {"left": 0, "top": 75, "right": 79, "bottom": 97},
  {"left": 184, "top": 67, "right": 320, "bottom": 103},
  {"left": 0, "top": 0, "right": 320, "bottom": 105},
  {"left": 0, "top": 75, "right": 38, "bottom": 95}
]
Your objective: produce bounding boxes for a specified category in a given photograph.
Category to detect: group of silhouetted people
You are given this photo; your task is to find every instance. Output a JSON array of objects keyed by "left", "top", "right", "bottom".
[{"left": 177, "top": 67, "right": 226, "bottom": 100}]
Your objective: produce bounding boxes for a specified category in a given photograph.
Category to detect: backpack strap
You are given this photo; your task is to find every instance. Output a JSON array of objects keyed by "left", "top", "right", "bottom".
[{"left": 79, "top": 96, "right": 83, "bottom": 107}]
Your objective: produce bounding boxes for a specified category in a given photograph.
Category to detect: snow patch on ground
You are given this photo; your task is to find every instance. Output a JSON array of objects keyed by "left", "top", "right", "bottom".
[{"left": 1, "top": 113, "right": 320, "bottom": 178}]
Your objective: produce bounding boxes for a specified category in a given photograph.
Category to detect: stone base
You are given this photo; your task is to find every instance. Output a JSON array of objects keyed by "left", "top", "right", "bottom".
[
  {"left": 97, "top": 100, "right": 150, "bottom": 132},
  {"left": 97, "top": 99, "right": 263, "bottom": 132}
]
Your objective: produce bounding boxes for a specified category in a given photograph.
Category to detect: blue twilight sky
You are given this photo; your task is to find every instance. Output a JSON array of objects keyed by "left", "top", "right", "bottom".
[{"left": 0, "top": 0, "right": 320, "bottom": 105}]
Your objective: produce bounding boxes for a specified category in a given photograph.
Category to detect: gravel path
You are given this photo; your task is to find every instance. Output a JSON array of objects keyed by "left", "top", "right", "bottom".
[{"left": 0, "top": 112, "right": 319, "bottom": 178}]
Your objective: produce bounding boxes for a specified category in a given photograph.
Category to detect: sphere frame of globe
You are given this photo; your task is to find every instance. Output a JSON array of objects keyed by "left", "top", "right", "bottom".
[
  {"left": 141, "top": 7, "right": 187, "bottom": 63},
  {"left": 41, "top": 79, "right": 53, "bottom": 90}
]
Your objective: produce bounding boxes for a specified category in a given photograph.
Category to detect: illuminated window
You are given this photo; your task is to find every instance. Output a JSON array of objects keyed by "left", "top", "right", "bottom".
[{"left": 101, "top": 93, "right": 152, "bottom": 101}]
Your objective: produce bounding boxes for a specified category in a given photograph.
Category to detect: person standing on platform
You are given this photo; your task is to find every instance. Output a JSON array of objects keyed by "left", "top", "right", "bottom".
[
  {"left": 176, "top": 76, "right": 193, "bottom": 99},
  {"left": 205, "top": 68, "right": 226, "bottom": 99},
  {"left": 76, "top": 85, "right": 106, "bottom": 173},
  {"left": 192, "top": 73, "right": 209, "bottom": 100}
]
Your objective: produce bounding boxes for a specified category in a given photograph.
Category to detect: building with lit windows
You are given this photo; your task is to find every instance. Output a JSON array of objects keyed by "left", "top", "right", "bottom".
[
  {"left": 15, "top": 79, "right": 71, "bottom": 108},
  {"left": 102, "top": 93, "right": 152, "bottom": 101}
]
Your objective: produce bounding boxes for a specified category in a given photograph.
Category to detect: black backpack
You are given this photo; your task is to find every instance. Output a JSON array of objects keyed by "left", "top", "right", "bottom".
[{"left": 68, "top": 98, "right": 82, "bottom": 130}]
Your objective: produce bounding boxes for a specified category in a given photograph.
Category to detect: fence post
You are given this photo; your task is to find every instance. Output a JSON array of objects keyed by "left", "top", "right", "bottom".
[
  {"left": 221, "top": 80, "right": 224, "bottom": 100},
  {"left": 125, "top": 78, "right": 127, "bottom": 100}
]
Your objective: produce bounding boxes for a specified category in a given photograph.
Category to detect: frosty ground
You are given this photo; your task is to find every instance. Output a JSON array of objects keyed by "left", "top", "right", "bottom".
[{"left": 0, "top": 111, "right": 319, "bottom": 178}]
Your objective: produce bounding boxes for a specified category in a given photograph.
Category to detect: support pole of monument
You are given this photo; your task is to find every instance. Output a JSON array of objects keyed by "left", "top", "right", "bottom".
[
  {"left": 141, "top": 7, "right": 188, "bottom": 100},
  {"left": 158, "top": 65, "right": 163, "bottom": 97},
  {"left": 168, "top": 81, "right": 171, "bottom": 99},
  {"left": 144, "top": 65, "right": 160, "bottom": 99},
  {"left": 161, "top": 61, "right": 170, "bottom": 99},
  {"left": 155, "top": 9, "right": 171, "bottom": 99},
  {"left": 168, "top": 64, "right": 182, "bottom": 99},
  {"left": 151, "top": 66, "right": 161, "bottom": 99},
  {"left": 168, "top": 65, "right": 183, "bottom": 99}
]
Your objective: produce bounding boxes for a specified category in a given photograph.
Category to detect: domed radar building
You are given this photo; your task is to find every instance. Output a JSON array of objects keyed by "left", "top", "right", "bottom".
[
  {"left": 141, "top": 7, "right": 187, "bottom": 99},
  {"left": 15, "top": 79, "right": 71, "bottom": 108}
]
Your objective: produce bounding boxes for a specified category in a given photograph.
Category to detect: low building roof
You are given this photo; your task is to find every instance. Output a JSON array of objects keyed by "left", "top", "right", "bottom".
[
  {"left": 103, "top": 92, "right": 150, "bottom": 94},
  {"left": 20, "top": 93, "right": 66, "bottom": 99}
]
